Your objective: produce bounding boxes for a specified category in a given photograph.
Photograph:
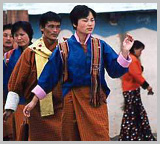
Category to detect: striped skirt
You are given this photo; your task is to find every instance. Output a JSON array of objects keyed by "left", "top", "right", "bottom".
[{"left": 61, "top": 86, "right": 110, "bottom": 141}]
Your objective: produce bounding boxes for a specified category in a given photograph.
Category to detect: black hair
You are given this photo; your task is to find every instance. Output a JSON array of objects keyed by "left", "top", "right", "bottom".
[
  {"left": 3, "top": 24, "right": 12, "bottom": 31},
  {"left": 39, "top": 11, "right": 61, "bottom": 28},
  {"left": 70, "top": 5, "right": 96, "bottom": 30},
  {"left": 130, "top": 40, "right": 145, "bottom": 54},
  {"left": 11, "top": 21, "right": 33, "bottom": 45}
]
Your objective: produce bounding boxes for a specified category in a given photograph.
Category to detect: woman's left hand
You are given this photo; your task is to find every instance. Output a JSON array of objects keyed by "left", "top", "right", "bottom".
[
  {"left": 122, "top": 34, "right": 134, "bottom": 59},
  {"left": 23, "top": 95, "right": 39, "bottom": 117}
]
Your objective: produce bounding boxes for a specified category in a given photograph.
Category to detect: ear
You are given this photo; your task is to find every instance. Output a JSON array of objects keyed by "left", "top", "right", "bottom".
[{"left": 40, "top": 25, "right": 44, "bottom": 33}]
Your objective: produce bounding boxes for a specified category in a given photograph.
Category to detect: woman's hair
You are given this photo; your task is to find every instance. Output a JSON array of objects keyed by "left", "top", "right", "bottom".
[
  {"left": 70, "top": 5, "right": 96, "bottom": 30},
  {"left": 39, "top": 11, "right": 61, "bottom": 28},
  {"left": 11, "top": 21, "right": 33, "bottom": 45},
  {"left": 130, "top": 40, "right": 145, "bottom": 54}
]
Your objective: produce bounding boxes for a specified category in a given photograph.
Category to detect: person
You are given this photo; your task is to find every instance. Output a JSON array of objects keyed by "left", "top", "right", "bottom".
[
  {"left": 3, "top": 21, "right": 34, "bottom": 141},
  {"left": 4, "top": 21, "right": 33, "bottom": 98},
  {"left": 3, "top": 12, "right": 63, "bottom": 141},
  {"left": 3, "top": 24, "right": 15, "bottom": 141},
  {"left": 23, "top": 5, "right": 134, "bottom": 141},
  {"left": 3, "top": 24, "right": 17, "bottom": 55},
  {"left": 118, "top": 40, "right": 156, "bottom": 141}
]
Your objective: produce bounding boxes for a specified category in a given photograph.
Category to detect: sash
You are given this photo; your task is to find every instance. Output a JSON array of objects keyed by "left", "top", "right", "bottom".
[
  {"left": 90, "top": 38, "right": 101, "bottom": 107},
  {"left": 29, "top": 38, "right": 54, "bottom": 117}
]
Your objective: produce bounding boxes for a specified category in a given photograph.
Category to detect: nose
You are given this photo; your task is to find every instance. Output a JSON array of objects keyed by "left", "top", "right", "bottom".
[
  {"left": 7, "top": 35, "right": 12, "bottom": 39},
  {"left": 17, "top": 35, "right": 22, "bottom": 40},
  {"left": 88, "top": 20, "right": 92, "bottom": 25},
  {"left": 53, "top": 28, "right": 57, "bottom": 32},
  {"left": 53, "top": 27, "right": 59, "bottom": 33}
]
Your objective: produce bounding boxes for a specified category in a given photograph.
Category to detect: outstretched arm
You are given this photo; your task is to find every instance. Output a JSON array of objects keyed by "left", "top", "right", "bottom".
[{"left": 23, "top": 47, "right": 62, "bottom": 117}]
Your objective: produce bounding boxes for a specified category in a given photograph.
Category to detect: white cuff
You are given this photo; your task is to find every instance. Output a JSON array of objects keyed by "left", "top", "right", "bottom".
[{"left": 4, "top": 91, "right": 20, "bottom": 111}]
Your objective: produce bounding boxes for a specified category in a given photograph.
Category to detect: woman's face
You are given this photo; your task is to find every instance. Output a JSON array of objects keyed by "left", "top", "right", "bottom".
[
  {"left": 3, "top": 29, "right": 14, "bottom": 48},
  {"left": 75, "top": 11, "right": 95, "bottom": 35},
  {"left": 134, "top": 47, "right": 144, "bottom": 57},
  {"left": 13, "top": 28, "right": 30, "bottom": 49}
]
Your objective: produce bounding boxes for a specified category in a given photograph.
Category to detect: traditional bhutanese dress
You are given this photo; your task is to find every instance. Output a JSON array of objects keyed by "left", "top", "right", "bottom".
[{"left": 32, "top": 34, "right": 131, "bottom": 141}]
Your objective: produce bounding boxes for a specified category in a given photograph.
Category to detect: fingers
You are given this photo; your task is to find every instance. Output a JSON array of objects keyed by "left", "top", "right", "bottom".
[
  {"left": 3, "top": 112, "right": 7, "bottom": 122},
  {"left": 23, "top": 105, "right": 31, "bottom": 117},
  {"left": 126, "top": 34, "right": 134, "bottom": 42},
  {"left": 3, "top": 111, "right": 11, "bottom": 122}
]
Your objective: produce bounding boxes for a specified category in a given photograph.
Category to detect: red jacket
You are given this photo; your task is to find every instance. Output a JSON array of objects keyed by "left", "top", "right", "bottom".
[{"left": 122, "top": 54, "right": 146, "bottom": 92}]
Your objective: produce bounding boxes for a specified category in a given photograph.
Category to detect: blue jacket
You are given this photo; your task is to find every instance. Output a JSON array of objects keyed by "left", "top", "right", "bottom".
[
  {"left": 38, "top": 35, "right": 128, "bottom": 97},
  {"left": 3, "top": 47, "right": 25, "bottom": 104}
]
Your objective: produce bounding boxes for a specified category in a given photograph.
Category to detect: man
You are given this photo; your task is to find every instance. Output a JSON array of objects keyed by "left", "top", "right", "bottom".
[{"left": 4, "top": 11, "right": 63, "bottom": 141}]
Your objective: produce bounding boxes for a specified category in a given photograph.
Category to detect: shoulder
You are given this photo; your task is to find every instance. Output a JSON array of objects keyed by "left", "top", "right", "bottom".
[
  {"left": 4, "top": 48, "right": 18, "bottom": 64},
  {"left": 130, "top": 54, "right": 139, "bottom": 62},
  {"left": 23, "top": 47, "right": 33, "bottom": 54}
]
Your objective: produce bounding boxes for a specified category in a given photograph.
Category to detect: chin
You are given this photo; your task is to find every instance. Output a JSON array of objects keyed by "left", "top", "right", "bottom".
[
  {"left": 87, "top": 31, "right": 93, "bottom": 34},
  {"left": 50, "top": 38, "right": 57, "bottom": 41}
]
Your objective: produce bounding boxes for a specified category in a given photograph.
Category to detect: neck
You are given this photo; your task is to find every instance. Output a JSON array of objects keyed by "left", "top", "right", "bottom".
[
  {"left": 43, "top": 37, "right": 57, "bottom": 52},
  {"left": 3, "top": 46, "right": 13, "bottom": 53},
  {"left": 76, "top": 31, "right": 87, "bottom": 44},
  {"left": 43, "top": 36, "right": 56, "bottom": 45},
  {"left": 21, "top": 45, "right": 28, "bottom": 51}
]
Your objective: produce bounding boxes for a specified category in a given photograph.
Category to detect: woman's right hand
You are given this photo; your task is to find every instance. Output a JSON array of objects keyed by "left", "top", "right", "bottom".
[
  {"left": 23, "top": 95, "right": 39, "bottom": 117},
  {"left": 3, "top": 109, "right": 14, "bottom": 122}
]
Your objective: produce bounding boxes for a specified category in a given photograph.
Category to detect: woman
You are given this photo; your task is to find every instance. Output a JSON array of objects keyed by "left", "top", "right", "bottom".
[
  {"left": 119, "top": 40, "right": 156, "bottom": 141},
  {"left": 3, "top": 21, "right": 33, "bottom": 141},
  {"left": 4, "top": 21, "right": 33, "bottom": 95},
  {"left": 23, "top": 5, "right": 133, "bottom": 141}
]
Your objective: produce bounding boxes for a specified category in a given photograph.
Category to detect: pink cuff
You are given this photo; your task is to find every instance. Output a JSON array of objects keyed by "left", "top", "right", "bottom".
[
  {"left": 117, "top": 52, "right": 132, "bottom": 68},
  {"left": 31, "top": 85, "right": 46, "bottom": 100}
]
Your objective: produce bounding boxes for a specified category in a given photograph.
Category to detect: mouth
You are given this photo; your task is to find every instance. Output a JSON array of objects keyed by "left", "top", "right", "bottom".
[
  {"left": 17, "top": 41, "right": 24, "bottom": 45},
  {"left": 87, "top": 28, "right": 93, "bottom": 31},
  {"left": 6, "top": 42, "right": 12, "bottom": 44},
  {"left": 51, "top": 34, "right": 58, "bottom": 37}
]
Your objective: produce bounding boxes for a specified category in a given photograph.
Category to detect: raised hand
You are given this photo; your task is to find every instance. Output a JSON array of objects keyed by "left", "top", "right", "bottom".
[{"left": 121, "top": 34, "right": 134, "bottom": 59}]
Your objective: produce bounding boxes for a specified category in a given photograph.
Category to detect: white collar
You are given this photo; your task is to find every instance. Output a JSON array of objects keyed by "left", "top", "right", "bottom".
[{"left": 74, "top": 32, "right": 91, "bottom": 45}]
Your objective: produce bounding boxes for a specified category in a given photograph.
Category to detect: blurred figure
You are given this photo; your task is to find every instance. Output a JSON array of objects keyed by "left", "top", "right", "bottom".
[
  {"left": 119, "top": 40, "right": 156, "bottom": 141},
  {"left": 3, "top": 24, "right": 14, "bottom": 55},
  {"left": 3, "top": 21, "right": 33, "bottom": 141},
  {"left": 3, "top": 23, "right": 16, "bottom": 141}
]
